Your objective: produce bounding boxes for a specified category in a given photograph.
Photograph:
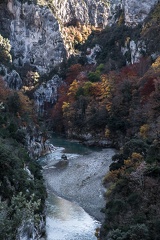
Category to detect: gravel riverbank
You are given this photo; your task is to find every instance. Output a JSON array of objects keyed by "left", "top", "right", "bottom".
[{"left": 43, "top": 148, "right": 116, "bottom": 222}]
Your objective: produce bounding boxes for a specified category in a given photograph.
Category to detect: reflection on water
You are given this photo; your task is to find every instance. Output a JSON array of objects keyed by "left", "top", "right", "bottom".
[
  {"left": 43, "top": 134, "right": 102, "bottom": 240},
  {"left": 46, "top": 191, "right": 100, "bottom": 240}
]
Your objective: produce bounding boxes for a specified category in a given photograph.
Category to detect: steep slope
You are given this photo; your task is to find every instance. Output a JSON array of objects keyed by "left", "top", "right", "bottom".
[
  {"left": 0, "top": 77, "right": 47, "bottom": 239},
  {"left": 0, "top": 1, "right": 160, "bottom": 239},
  {"left": 0, "top": 0, "right": 158, "bottom": 75}
]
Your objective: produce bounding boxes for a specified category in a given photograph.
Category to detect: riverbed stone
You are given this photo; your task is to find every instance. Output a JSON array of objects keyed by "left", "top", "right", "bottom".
[{"left": 43, "top": 148, "right": 116, "bottom": 221}]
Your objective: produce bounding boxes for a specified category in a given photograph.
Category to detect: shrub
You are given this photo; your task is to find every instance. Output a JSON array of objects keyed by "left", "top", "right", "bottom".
[
  {"left": 122, "top": 139, "right": 149, "bottom": 159},
  {"left": 144, "top": 165, "right": 160, "bottom": 178},
  {"left": 107, "top": 224, "right": 149, "bottom": 240},
  {"left": 127, "top": 224, "right": 149, "bottom": 240},
  {"left": 88, "top": 71, "right": 101, "bottom": 82},
  {"left": 146, "top": 141, "right": 160, "bottom": 164},
  {"left": 0, "top": 34, "right": 12, "bottom": 65},
  {"left": 14, "top": 129, "right": 26, "bottom": 144},
  {"left": 7, "top": 92, "right": 21, "bottom": 114},
  {"left": 127, "top": 192, "right": 142, "bottom": 207},
  {"left": 107, "top": 228, "right": 127, "bottom": 240},
  {"left": 139, "top": 124, "right": 150, "bottom": 139},
  {"left": 76, "top": 86, "right": 85, "bottom": 97}
]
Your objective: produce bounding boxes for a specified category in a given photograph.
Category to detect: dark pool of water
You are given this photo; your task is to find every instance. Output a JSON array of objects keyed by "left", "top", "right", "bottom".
[{"left": 50, "top": 133, "right": 101, "bottom": 155}]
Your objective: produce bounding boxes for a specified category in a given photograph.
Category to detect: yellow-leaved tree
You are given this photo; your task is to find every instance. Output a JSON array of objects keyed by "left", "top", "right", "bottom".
[{"left": 0, "top": 34, "right": 12, "bottom": 64}]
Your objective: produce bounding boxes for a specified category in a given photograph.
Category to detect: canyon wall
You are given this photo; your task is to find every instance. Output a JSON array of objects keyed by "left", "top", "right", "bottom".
[{"left": 0, "top": 0, "right": 158, "bottom": 74}]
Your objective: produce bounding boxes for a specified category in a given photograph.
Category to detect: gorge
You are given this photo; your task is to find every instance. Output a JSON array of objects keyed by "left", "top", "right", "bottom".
[
  {"left": 40, "top": 135, "right": 116, "bottom": 240},
  {"left": 0, "top": 0, "right": 160, "bottom": 239}
]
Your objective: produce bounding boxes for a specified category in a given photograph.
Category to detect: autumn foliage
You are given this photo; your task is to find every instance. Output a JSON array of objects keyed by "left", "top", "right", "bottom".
[
  {"left": 0, "top": 76, "right": 11, "bottom": 101},
  {"left": 50, "top": 56, "right": 160, "bottom": 143}
]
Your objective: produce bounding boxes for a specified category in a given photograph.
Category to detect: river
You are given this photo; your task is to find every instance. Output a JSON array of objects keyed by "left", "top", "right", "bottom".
[{"left": 40, "top": 134, "right": 116, "bottom": 240}]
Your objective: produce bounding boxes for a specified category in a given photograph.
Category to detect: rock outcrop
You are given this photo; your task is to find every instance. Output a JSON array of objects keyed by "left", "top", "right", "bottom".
[
  {"left": 7, "top": 0, "right": 66, "bottom": 74},
  {"left": 0, "top": 0, "right": 157, "bottom": 74},
  {"left": 34, "top": 74, "right": 62, "bottom": 114},
  {"left": 0, "top": 64, "right": 22, "bottom": 90},
  {"left": 123, "top": 0, "right": 158, "bottom": 26},
  {"left": 44, "top": 0, "right": 158, "bottom": 27}
]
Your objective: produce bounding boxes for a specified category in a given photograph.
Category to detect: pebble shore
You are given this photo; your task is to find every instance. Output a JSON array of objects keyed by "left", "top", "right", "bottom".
[{"left": 43, "top": 148, "right": 116, "bottom": 221}]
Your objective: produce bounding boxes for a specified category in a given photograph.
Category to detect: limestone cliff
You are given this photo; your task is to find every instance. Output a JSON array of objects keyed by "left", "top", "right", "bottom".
[
  {"left": 34, "top": 74, "right": 62, "bottom": 114},
  {"left": 0, "top": 0, "right": 158, "bottom": 74},
  {"left": 7, "top": 0, "right": 66, "bottom": 74},
  {"left": 40, "top": 0, "right": 158, "bottom": 27}
]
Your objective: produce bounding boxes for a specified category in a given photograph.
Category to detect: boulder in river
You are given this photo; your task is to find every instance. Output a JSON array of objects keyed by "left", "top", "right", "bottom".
[{"left": 61, "top": 154, "right": 68, "bottom": 161}]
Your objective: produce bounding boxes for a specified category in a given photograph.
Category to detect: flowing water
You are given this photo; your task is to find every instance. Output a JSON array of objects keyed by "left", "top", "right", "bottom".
[
  {"left": 40, "top": 134, "right": 114, "bottom": 240},
  {"left": 46, "top": 190, "right": 100, "bottom": 240}
]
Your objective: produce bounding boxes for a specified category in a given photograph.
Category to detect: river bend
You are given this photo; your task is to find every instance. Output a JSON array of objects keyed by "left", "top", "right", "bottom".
[{"left": 40, "top": 135, "right": 116, "bottom": 240}]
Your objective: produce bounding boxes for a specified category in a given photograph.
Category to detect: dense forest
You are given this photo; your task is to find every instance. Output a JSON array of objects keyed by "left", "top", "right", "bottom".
[
  {"left": 0, "top": 36, "right": 46, "bottom": 239},
  {"left": 0, "top": 0, "right": 160, "bottom": 239},
  {"left": 0, "top": 74, "right": 47, "bottom": 239},
  {"left": 50, "top": 3, "right": 160, "bottom": 240}
]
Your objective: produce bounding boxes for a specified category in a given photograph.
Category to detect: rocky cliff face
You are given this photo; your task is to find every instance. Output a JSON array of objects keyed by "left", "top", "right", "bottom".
[
  {"left": 0, "top": 0, "right": 157, "bottom": 116},
  {"left": 49, "top": 0, "right": 110, "bottom": 27},
  {"left": 34, "top": 74, "right": 62, "bottom": 115},
  {"left": 0, "top": 64, "right": 22, "bottom": 89},
  {"left": 46, "top": 0, "right": 158, "bottom": 27},
  {"left": 7, "top": 0, "right": 66, "bottom": 74},
  {"left": 123, "top": 0, "right": 158, "bottom": 26},
  {"left": 1, "top": 0, "right": 157, "bottom": 75}
]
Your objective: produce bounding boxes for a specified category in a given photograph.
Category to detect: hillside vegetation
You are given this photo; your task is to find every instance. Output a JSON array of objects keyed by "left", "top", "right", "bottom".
[
  {"left": 50, "top": 3, "right": 160, "bottom": 239},
  {"left": 0, "top": 75, "right": 47, "bottom": 239},
  {"left": 0, "top": 35, "right": 46, "bottom": 239},
  {"left": 0, "top": 1, "right": 160, "bottom": 239}
]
